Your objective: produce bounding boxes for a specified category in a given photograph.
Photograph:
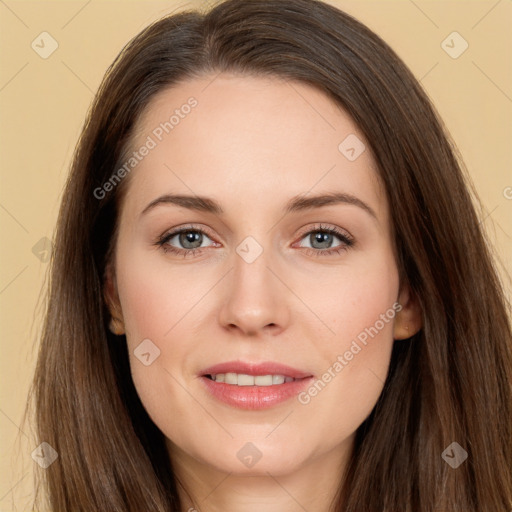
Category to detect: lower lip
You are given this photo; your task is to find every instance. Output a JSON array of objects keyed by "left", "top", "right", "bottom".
[{"left": 200, "top": 376, "right": 314, "bottom": 410}]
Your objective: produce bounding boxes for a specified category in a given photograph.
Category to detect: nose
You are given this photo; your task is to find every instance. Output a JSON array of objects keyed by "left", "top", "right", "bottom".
[{"left": 218, "top": 242, "right": 291, "bottom": 337}]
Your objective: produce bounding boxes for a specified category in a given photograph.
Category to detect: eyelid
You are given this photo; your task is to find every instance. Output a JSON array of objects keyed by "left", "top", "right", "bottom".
[
  {"left": 294, "top": 223, "right": 353, "bottom": 243},
  {"left": 158, "top": 223, "right": 219, "bottom": 243}
]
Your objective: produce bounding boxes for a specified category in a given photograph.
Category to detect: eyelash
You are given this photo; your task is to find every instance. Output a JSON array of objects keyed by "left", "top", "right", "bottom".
[{"left": 155, "top": 223, "right": 354, "bottom": 258}]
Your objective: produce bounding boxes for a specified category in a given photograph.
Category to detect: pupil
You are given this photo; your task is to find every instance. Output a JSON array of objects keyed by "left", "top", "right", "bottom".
[
  {"left": 312, "top": 232, "right": 332, "bottom": 249},
  {"left": 180, "top": 231, "right": 201, "bottom": 249}
]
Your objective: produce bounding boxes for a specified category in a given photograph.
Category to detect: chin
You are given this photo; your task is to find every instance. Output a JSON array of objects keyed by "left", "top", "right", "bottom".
[{"left": 194, "top": 439, "right": 313, "bottom": 476}]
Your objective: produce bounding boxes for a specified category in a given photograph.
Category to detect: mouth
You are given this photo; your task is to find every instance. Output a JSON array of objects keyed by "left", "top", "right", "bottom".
[{"left": 199, "top": 361, "right": 314, "bottom": 410}]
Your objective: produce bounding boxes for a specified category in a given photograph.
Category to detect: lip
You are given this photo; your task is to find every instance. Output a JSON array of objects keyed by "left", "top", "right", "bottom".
[{"left": 199, "top": 360, "right": 314, "bottom": 410}]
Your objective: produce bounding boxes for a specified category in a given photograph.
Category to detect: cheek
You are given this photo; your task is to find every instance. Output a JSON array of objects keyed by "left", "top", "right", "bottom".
[
  {"left": 115, "top": 247, "right": 203, "bottom": 343},
  {"left": 114, "top": 252, "right": 203, "bottom": 437},
  {"left": 302, "top": 249, "right": 399, "bottom": 355},
  {"left": 294, "top": 251, "right": 399, "bottom": 436}
]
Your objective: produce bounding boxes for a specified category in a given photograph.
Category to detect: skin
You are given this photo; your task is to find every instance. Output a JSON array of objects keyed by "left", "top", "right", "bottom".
[{"left": 106, "top": 73, "right": 422, "bottom": 512}]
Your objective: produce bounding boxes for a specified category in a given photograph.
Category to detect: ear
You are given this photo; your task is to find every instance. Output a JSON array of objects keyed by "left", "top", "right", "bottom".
[
  {"left": 394, "top": 284, "right": 422, "bottom": 340},
  {"left": 104, "top": 263, "right": 125, "bottom": 336}
]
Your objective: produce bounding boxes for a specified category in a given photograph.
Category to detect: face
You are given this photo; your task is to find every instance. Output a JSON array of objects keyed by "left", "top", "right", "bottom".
[{"left": 107, "top": 73, "right": 416, "bottom": 479}]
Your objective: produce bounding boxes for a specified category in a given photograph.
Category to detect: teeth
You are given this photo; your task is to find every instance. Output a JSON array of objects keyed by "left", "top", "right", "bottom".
[
  {"left": 272, "top": 375, "right": 285, "bottom": 385},
  {"left": 237, "top": 374, "right": 255, "bottom": 386},
  {"left": 210, "top": 373, "right": 295, "bottom": 386},
  {"left": 255, "top": 375, "right": 273, "bottom": 386},
  {"left": 225, "top": 372, "right": 238, "bottom": 385}
]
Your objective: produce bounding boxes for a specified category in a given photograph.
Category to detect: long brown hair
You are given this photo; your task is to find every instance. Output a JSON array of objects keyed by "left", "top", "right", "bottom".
[{"left": 26, "top": 0, "right": 512, "bottom": 510}]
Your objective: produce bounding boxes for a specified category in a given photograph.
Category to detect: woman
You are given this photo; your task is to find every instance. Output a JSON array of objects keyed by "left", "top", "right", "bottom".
[{"left": 27, "top": 0, "right": 512, "bottom": 510}]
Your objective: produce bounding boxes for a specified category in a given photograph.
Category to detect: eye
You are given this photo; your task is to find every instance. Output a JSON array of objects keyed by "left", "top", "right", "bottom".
[
  {"left": 295, "top": 224, "right": 354, "bottom": 257},
  {"left": 156, "top": 225, "right": 219, "bottom": 257}
]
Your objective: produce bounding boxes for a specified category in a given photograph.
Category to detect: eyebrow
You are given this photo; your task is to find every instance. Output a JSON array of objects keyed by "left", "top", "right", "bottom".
[{"left": 140, "top": 192, "right": 377, "bottom": 219}]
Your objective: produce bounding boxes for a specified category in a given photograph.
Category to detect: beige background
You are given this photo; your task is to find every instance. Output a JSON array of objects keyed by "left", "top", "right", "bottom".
[{"left": 1, "top": 0, "right": 511, "bottom": 509}]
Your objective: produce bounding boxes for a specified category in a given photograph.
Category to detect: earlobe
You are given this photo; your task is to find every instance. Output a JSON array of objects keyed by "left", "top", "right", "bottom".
[
  {"left": 108, "top": 317, "right": 125, "bottom": 336},
  {"left": 104, "top": 264, "right": 125, "bottom": 336},
  {"left": 394, "top": 284, "right": 422, "bottom": 340}
]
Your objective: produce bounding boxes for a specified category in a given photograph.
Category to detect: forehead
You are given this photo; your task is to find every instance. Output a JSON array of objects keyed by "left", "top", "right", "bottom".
[{"left": 121, "top": 73, "right": 386, "bottom": 221}]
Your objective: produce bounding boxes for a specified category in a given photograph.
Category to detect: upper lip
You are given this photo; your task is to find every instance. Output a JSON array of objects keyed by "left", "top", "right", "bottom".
[{"left": 201, "top": 361, "right": 313, "bottom": 379}]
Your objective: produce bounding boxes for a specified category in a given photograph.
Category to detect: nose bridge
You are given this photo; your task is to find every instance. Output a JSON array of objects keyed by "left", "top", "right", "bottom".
[
  {"left": 232, "top": 234, "right": 278, "bottom": 306},
  {"left": 233, "top": 236, "right": 273, "bottom": 292},
  {"left": 218, "top": 233, "right": 289, "bottom": 334}
]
